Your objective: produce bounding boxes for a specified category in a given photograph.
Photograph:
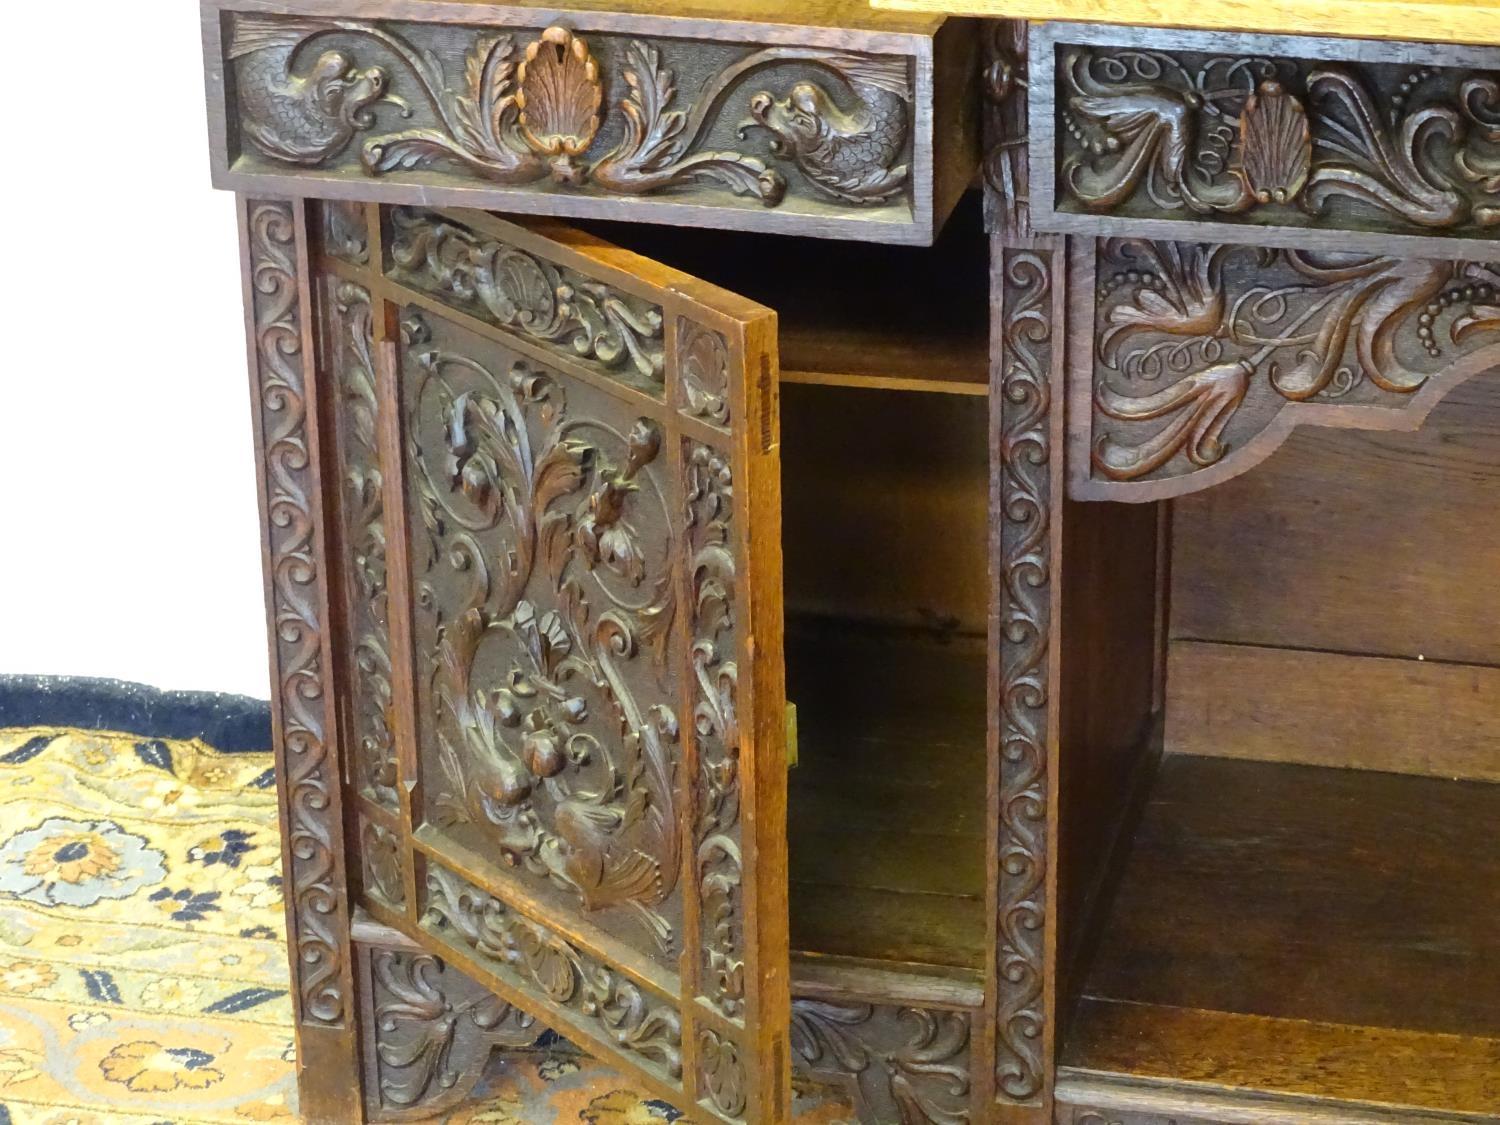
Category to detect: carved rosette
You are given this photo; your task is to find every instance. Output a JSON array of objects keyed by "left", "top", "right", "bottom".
[
  {"left": 245, "top": 199, "right": 349, "bottom": 1029},
  {"left": 791, "top": 1000, "right": 972, "bottom": 1125},
  {"left": 387, "top": 208, "right": 666, "bottom": 387},
  {"left": 226, "top": 15, "right": 915, "bottom": 211},
  {"left": 328, "top": 281, "right": 401, "bottom": 811},
  {"left": 1052, "top": 38, "right": 1500, "bottom": 239},
  {"left": 421, "top": 864, "right": 684, "bottom": 1084},
  {"left": 362, "top": 946, "right": 537, "bottom": 1119},
  {"left": 995, "top": 245, "right": 1054, "bottom": 1104},
  {"left": 1085, "top": 239, "right": 1500, "bottom": 493}
]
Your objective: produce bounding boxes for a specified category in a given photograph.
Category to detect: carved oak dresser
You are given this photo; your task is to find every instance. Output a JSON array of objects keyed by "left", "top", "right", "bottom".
[{"left": 201, "top": 0, "right": 1499, "bottom": 1120}]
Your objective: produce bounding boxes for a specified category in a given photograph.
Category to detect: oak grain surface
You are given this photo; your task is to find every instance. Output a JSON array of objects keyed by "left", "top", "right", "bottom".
[{"left": 868, "top": 0, "right": 1500, "bottom": 46}]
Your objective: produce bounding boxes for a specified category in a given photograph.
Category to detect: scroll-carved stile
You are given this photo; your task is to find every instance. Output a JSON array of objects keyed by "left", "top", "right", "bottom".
[
  {"left": 327, "top": 281, "right": 401, "bottom": 811},
  {"left": 792, "top": 1000, "right": 974, "bottom": 1124},
  {"left": 1075, "top": 239, "right": 1500, "bottom": 497},
  {"left": 216, "top": 11, "right": 922, "bottom": 231},
  {"left": 1035, "top": 24, "right": 1500, "bottom": 252},
  {"left": 242, "top": 197, "right": 362, "bottom": 1118},
  {"left": 986, "top": 24, "right": 1056, "bottom": 1120}
]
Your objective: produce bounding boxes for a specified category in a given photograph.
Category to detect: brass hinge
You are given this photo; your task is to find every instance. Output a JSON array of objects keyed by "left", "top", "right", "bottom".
[{"left": 786, "top": 702, "right": 799, "bottom": 770}]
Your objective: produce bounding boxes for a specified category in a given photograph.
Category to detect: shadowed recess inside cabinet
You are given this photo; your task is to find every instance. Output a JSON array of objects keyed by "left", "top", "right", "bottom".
[
  {"left": 582, "top": 192, "right": 989, "bottom": 395},
  {"left": 1061, "top": 373, "right": 1500, "bottom": 1118},
  {"left": 588, "top": 204, "right": 993, "bottom": 974}
]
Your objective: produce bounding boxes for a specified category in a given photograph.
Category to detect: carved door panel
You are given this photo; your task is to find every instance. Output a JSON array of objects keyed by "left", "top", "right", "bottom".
[{"left": 320, "top": 204, "right": 789, "bottom": 1123}]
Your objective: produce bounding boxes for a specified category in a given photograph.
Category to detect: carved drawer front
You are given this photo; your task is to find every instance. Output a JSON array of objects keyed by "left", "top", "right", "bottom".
[
  {"left": 1065, "top": 235, "right": 1500, "bottom": 501},
  {"left": 203, "top": 0, "right": 979, "bottom": 245},
  {"left": 317, "top": 204, "right": 790, "bottom": 1122},
  {"left": 1028, "top": 22, "right": 1500, "bottom": 257}
]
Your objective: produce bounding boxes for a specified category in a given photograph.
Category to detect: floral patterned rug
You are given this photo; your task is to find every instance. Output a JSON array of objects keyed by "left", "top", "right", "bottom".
[{"left": 0, "top": 724, "right": 853, "bottom": 1124}]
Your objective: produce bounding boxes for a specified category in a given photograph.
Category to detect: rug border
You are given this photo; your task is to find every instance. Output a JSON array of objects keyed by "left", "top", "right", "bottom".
[{"left": 0, "top": 675, "right": 272, "bottom": 753}]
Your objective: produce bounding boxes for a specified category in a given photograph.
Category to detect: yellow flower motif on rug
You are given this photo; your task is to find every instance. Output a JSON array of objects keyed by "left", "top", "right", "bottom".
[{"left": 0, "top": 725, "right": 858, "bottom": 1124}]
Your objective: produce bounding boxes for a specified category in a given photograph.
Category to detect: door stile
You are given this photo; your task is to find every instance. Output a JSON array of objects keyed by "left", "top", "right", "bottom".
[{"left": 239, "top": 194, "right": 365, "bottom": 1124}]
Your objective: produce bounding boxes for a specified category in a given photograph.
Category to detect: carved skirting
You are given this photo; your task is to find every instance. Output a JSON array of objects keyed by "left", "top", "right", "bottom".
[
  {"left": 791, "top": 1000, "right": 973, "bottom": 1124},
  {"left": 1029, "top": 22, "right": 1500, "bottom": 255},
  {"left": 358, "top": 944, "right": 539, "bottom": 1121},
  {"left": 1069, "top": 237, "right": 1500, "bottom": 500}
]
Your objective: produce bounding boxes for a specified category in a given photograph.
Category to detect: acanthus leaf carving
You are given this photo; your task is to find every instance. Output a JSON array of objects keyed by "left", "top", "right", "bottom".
[
  {"left": 405, "top": 317, "right": 682, "bottom": 957},
  {"left": 791, "top": 1000, "right": 972, "bottom": 1125},
  {"left": 1089, "top": 238, "right": 1500, "bottom": 488},
  {"left": 1055, "top": 42, "right": 1500, "bottom": 236},
  {"left": 227, "top": 15, "right": 915, "bottom": 210},
  {"left": 421, "top": 864, "right": 684, "bottom": 1083},
  {"left": 364, "top": 947, "right": 537, "bottom": 1118}
]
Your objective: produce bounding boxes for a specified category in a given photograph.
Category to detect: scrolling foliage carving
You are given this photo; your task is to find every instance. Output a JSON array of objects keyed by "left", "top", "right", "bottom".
[
  {"left": 364, "top": 947, "right": 537, "bottom": 1118},
  {"left": 328, "top": 281, "right": 400, "bottom": 810},
  {"left": 387, "top": 208, "right": 666, "bottom": 388},
  {"left": 1088, "top": 239, "right": 1500, "bottom": 487},
  {"left": 995, "top": 246, "right": 1053, "bottom": 1105},
  {"left": 791, "top": 1000, "right": 972, "bottom": 1125},
  {"left": 423, "top": 864, "right": 684, "bottom": 1083},
  {"left": 247, "top": 200, "right": 348, "bottom": 1029},
  {"left": 402, "top": 309, "right": 687, "bottom": 959},
  {"left": 1055, "top": 44, "right": 1500, "bottom": 238},
  {"left": 685, "top": 442, "right": 745, "bottom": 1024},
  {"left": 227, "top": 15, "right": 913, "bottom": 208}
]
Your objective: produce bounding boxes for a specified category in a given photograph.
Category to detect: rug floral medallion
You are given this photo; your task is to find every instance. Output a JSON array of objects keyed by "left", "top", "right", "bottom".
[{"left": 0, "top": 726, "right": 854, "bottom": 1125}]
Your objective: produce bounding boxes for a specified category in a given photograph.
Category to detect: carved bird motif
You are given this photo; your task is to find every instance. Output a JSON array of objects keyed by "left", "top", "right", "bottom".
[
  {"left": 744, "top": 54, "right": 912, "bottom": 204},
  {"left": 228, "top": 15, "right": 399, "bottom": 166}
]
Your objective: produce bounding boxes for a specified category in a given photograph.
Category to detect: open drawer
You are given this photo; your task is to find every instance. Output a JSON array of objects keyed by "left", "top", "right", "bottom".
[
  {"left": 305, "top": 198, "right": 992, "bottom": 1122},
  {"left": 203, "top": 0, "right": 980, "bottom": 244}
]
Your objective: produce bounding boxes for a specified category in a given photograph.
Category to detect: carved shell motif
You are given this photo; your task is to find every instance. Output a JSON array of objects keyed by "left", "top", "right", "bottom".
[
  {"left": 516, "top": 27, "right": 603, "bottom": 183},
  {"left": 1238, "top": 80, "right": 1312, "bottom": 205}
]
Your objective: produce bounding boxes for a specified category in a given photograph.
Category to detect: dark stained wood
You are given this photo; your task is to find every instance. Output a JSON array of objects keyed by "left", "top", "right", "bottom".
[
  {"left": 582, "top": 193, "right": 992, "bottom": 396},
  {"left": 1075, "top": 755, "right": 1500, "bottom": 1108},
  {"left": 1166, "top": 641, "right": 1500, "bottom": 782},
  {"left": 202, "top": 0, "right": 980, "bottom": 245},
  {"left": 1170, "top": 372, "right": 1500, "bottom": 668},
  {"left": 1063, "top": 998, "right": 1500, "bottom": 1119}
]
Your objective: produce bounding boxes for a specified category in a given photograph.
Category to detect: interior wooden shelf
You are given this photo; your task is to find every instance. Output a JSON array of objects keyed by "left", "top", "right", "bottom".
[
  {"left": 579, "top": 192, "right": 990, "bottom": 395},
  {"left": 1065, "top": 754, "right": 1500, "bottom": 1117},
  {"left": 784, "top": 620, "right": 988, "bottom": 974}
]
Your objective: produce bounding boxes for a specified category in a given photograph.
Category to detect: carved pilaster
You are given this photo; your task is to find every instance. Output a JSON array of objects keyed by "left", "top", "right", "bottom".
[
  {"left": 985, "top": 24, "right": 1059, "bottom": 1118},
  {"left": 241, "top": 196, "right": 363, "bottom": 1121}
]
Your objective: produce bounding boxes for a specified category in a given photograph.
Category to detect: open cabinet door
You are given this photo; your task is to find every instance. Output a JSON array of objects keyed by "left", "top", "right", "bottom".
[{"left": 316, "top": 203, "right": 789, "bottom": 1123}]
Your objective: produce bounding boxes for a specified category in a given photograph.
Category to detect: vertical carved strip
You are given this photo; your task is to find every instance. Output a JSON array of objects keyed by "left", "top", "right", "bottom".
[
  {"left": 994, "top": 243, "right": 1052, "bottom": 1108},
  {"left": 244, "top": 198, "right": 352, "bottom": 1031},
  {"left": 242, "top": 198, "right": 365, "bottom": 1125},
  {"left": 986, "top": 23, "right": 1056, "bottom": 1116}
]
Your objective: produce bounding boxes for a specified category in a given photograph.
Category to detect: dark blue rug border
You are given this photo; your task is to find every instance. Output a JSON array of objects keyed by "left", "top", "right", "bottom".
[{"left": 0, "top": 675, "right": 272, "bottom": 753}]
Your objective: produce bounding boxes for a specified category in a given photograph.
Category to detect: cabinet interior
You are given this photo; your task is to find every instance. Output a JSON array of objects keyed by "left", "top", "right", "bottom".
[
  {"left": 589, "top": 195, "right": 992, "bottom": 982},
  {"left": 1059, "top": 373, "right": 1500, "bottom": 1117}
]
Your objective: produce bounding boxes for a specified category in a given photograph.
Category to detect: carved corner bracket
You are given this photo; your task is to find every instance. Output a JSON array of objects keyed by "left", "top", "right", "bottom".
[{"left": 1070, "top": 239, "right": 1500, "bottom": 501}]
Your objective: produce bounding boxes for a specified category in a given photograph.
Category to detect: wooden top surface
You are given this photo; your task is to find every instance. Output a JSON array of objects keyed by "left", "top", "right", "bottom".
[
  {"left": 868, "top": 0, "right": 1500, "bottom": 46},
  {"left": 311, "top": 0, "right": 946, "bottom": 34}
]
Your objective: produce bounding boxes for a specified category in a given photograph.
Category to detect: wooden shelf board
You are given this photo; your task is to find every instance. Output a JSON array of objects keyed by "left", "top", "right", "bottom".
[
  {"left": 785, "top": 621, "right": 989, "bottom": 972},
  {"left": 1068, "top": 753, "right": 1500, "bottom": 1117},
  {"left": 576, "top": 193, "right": 990, "bottom": 395}
]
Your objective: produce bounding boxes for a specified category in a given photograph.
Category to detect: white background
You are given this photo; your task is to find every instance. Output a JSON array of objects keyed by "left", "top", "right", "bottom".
[{"left": 0, "top": 8, "right": 272, "bottom": 698}]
